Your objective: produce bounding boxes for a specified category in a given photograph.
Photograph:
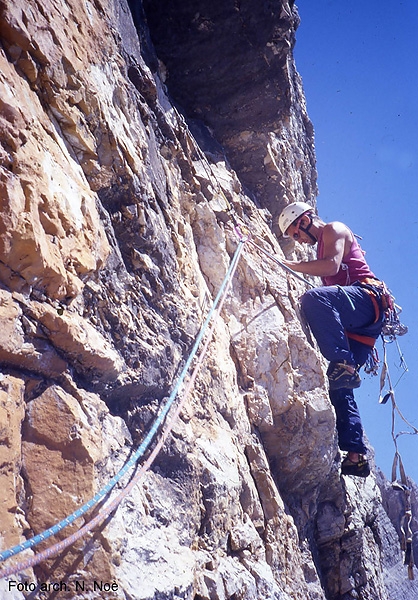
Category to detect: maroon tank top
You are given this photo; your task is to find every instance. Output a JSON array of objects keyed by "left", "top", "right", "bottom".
[{"left": 317, "top": 230, "right": 375, "bottom": 286}]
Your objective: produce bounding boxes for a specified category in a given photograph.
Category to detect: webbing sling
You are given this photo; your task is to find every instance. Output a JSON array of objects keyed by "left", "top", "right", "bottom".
[{"left": 392, "top": 452, "right": 415, "bottom": 580}]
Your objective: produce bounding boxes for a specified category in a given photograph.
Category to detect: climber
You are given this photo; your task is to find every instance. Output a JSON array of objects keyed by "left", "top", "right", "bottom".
[{"left": 278, "top": 201, "right": 386, "bottom": 477}]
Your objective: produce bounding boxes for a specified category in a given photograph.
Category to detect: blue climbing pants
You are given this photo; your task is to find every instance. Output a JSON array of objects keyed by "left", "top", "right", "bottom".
[
  {"left": 301, "top": 284, "right": 384, "bottom": 454},
  {"left": 329, "top": 387, "right": 367, "bottom": 453}
]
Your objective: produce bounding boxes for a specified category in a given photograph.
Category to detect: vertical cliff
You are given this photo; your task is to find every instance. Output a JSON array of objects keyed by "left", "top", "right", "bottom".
[{"left": 0, "top": 0, "right": 417, "bottom": 598}]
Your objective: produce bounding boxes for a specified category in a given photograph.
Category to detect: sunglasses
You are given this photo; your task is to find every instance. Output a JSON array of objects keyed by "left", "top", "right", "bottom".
[{"left": 290, "top": 218, "right": 302, "bottom": 240}]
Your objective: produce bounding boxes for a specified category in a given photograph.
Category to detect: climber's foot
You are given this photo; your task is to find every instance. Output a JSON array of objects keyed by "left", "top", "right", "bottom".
[
  {"left": 327, "top": 361, "right": 361, "bottom": 390},
  {"left": 341, "top": 453, "right": 370, "bottom": 478}
]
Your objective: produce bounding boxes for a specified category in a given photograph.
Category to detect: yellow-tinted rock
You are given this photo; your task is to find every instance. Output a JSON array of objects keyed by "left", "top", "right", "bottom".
[{"left": 0, "top": 375, "right": 26, "bottom": 552}]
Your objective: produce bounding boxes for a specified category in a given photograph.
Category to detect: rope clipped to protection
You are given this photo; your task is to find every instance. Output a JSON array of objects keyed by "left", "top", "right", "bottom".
[
  {"left": 243, "top": 234, "right": 315, "bottom": 288},
  {"left": 241, "top": 224, "right": 417, "bottom": 579},
  {"left": 1, "top": 199, "right": 415, "bottom": 583}
]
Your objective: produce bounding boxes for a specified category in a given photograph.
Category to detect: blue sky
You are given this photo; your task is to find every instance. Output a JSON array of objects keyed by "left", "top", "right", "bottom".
[{"left": 294, "top": 1, "right": 418, "bottom": 483}]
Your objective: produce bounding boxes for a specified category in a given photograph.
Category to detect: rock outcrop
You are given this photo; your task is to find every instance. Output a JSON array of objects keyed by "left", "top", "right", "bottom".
[{"left": 0, "top": 0, "right": 417, "bottom": 599}]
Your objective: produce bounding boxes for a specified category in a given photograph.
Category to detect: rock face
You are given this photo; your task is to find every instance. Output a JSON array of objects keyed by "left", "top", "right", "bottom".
[{"left": 0, "top": 0, "right": 416, "bottom": 599}]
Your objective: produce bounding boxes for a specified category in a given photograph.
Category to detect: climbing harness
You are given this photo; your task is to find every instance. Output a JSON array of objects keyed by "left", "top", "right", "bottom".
[
  {"left": 0, "top": 173, "right": 414, "bottom": 582},
  {"left": 360, "top": 279, "right": 408, "bottom": 340},
  {"left": 246, "top": 226, "right": 415, "bottom": 580}
]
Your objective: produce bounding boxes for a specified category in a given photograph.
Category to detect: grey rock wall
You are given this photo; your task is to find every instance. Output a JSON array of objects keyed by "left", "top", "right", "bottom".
[{"left": 0, "top": 0, "right": 416, "bottom": 599}]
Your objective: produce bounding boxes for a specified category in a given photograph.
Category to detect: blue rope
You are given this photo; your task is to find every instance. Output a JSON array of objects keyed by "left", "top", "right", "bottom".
[
  {"left": 0, "top": 240, "right": 245, "bottom": 563},
  {"left": 337, "top": 285, "right": 356, "bottom": 311}
]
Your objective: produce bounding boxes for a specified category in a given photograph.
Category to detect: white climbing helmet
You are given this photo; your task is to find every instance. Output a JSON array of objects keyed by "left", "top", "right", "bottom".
[{"left": 278, "top": 201, "right": 314, "bottom": 236}]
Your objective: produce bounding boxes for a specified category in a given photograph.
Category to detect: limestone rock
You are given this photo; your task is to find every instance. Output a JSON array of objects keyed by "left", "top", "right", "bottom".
[
  {"left": 21, "top": 385, "right": 130, "bottom": 593},
  {"left": 0, "top": 53, "right": 110, "bottom": 301},
  {"left": 142, "top": 0, "right": 317, "bottom": 234},
  {"left": 28, "top": 301, "right": 125, "bottom": 382},
  {"left": 0, "top": 375, "right": 26, "bottom": 553},
  {"left": 0, "top": 289, "right": 67, "bottom": 377},
  {"left": 0, "top": 0, "right": 416, "bottom": 599}
]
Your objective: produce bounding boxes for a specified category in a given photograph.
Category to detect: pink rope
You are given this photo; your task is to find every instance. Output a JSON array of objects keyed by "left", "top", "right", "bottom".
[{"left": 0, "top": 240, "right": 245, "bottom": 579}]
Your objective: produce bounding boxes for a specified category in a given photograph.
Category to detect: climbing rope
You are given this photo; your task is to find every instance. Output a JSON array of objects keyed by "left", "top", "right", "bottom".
[
  {"left": 378, "top": 335, "right": 416, "bottom": 579},
  {"left": 1, "top": 200, "right": 415, "bottom": 582},
  {"left": 0, "top": 238, "right": 246, "bottom": 578},
  {"left": 192, "top": 120, "right": 418, "bottom": 576},
  {"left": 246, "top": 223, "right": 417, "bottom": 580},
  {"left": 246, "top": 237, "right": 315, "bottom": 288},
  {"left": 173, "top": 106, "right": 315, "bottom": 291}
]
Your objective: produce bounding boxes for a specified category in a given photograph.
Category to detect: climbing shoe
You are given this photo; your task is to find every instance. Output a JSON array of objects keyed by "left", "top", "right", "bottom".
[
  {"left": 341, "top": 455, "right": 370, "bottom": 478},
  {"left": 327, "top": 361, "right": 361, "bottom": 390}
]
